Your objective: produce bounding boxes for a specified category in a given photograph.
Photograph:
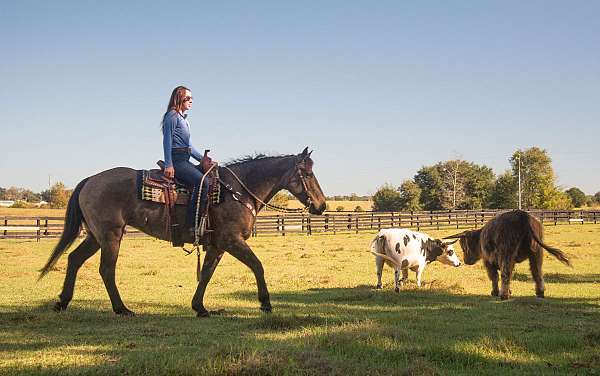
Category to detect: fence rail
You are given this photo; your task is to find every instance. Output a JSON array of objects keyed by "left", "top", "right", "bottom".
[{"left": 2, "top": 209, "right": 599, "bottom": 240}]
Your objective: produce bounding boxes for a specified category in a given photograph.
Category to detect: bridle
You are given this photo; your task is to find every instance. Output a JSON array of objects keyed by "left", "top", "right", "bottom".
[{"left": 220, "top": 157, "right": 314, "bottom": 215}]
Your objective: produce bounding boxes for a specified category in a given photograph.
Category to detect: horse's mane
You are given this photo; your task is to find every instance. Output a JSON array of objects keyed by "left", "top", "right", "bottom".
[{"left": 225, "top": 153, "right": 294, "bottom": 167}]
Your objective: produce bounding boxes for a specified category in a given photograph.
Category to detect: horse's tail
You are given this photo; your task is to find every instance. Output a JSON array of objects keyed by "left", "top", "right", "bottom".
[
  {"left": 39, "top": 178, "right": 89, "bottom": 280},
  {"left": 527, "top": 215, "right": 572, "bottom": 267}
]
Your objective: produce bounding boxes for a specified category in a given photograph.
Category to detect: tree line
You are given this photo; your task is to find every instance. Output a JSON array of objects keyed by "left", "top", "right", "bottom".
[
  {"left": 0, "top": 183, "right": 72, "bottom": 208},
  {"left": 373, "top": 147, "right": 600, "bottom": 212}
]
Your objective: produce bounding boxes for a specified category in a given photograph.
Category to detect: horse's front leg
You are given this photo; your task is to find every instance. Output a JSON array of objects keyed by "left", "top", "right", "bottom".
[
  {"left": 226, "top": 237, "right": 272, "bottom": 313},
  {"left": 192, "top": 245, "right": 224, "bottom": 317}
]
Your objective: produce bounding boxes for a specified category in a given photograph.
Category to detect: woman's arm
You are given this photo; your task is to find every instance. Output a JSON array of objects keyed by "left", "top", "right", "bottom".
[{"left": 162, "top": 114, "right": 175, "bottom": 168}]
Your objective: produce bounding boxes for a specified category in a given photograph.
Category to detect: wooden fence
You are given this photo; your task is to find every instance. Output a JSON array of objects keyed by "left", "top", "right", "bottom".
[{"left": 1, "top": 209, "right": 599, "bottom": 240}]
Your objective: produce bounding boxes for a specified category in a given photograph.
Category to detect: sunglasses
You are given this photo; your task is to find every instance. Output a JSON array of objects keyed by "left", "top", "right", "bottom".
[{"left": 184, "top": 96, "right": 193, "bottom": 102}]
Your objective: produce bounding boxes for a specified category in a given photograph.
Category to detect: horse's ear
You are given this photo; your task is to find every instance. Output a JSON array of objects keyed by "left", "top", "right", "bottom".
[
  {"left": 307, "top": 150, "right": 313, "bottom": 159},
  {"left": 300, "top": 147, "right": 309, "bottom": 157}
]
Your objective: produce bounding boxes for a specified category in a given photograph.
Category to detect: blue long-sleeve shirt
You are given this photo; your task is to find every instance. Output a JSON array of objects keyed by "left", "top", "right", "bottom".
[{"left": 162, "top": 110, "right": 203, "bottom": 167}]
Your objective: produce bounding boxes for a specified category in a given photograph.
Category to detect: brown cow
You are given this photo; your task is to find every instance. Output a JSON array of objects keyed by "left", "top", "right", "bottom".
[{"left": 444, "top": 210, "right": 571, "bottom": 300}]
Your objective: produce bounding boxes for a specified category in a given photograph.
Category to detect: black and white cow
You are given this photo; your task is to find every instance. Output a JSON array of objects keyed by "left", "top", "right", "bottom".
[{"left": 370, "top": 228, "right": 461, "bottom": 292}]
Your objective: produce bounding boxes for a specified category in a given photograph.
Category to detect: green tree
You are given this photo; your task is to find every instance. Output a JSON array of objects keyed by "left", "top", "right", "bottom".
[
  {"left": 399, "top": 180, "right": 422, "bottom": 211},
  {"left": 414, "top": 166, "right": 444, "bottom": 210},
  {"left": 372, "top": 184, "right": 402, "bottom": 212},
  {"left": 510, "top": 147, "right": 567, "bottom": 209},
  {"left": 565, "top": 187, "right": 587, "bottom": 208},
  {"left": 594, "top": 192, "right": 600, "bottom": 205},
  {"left": 0, "top": 187, "right": 5, "bottom": 200},
  {"left": 42, "top": 182, "right": 71, "bottom": 208},
  {"left": 488, "top": 171, "right": 517, "bottom": 209},
  {"left": 414, "top": 161, "right": 494, "bottom": 210},
  {"left": 268, "top": 191, "right": 289, "bottom": 208}
]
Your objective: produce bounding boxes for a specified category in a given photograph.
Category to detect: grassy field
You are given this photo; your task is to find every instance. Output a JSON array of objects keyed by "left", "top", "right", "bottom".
[{"left": 1, "top": 225, "right": 599, "bottom": 375}]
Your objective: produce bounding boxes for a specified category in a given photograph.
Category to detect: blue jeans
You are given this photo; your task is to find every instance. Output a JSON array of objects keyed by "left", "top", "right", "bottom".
[{"left": 172, "top": 153, "right": 210, "bottom": 227}]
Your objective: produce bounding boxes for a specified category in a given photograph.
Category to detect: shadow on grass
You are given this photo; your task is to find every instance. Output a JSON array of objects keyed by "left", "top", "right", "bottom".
[
  {"left": 513, "top": 272, "right": 600, "bottom": 284},
  {"left": 1, "top": 286, "right": 599, "bottom": 375}
]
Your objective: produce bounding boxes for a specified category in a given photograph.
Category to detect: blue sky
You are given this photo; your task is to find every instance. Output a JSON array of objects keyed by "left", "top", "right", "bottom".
[{"left": 1, "top": 1, "right": 599, "bottom": 195}]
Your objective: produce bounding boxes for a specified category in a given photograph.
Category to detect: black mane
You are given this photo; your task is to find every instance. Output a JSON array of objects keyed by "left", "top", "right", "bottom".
[{"left": 225, "top": 153, "right": 294, "bottom": 167}]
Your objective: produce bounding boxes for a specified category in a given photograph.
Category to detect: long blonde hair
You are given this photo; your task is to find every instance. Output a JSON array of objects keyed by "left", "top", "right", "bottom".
[{"left": 161, "top": 85, "right": 190, "bottom": 130}]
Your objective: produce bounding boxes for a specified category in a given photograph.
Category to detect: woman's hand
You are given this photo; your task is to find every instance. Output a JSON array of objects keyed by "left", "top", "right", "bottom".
[{"left": 164, "top": 166, "right": 175, "bottom": 179}]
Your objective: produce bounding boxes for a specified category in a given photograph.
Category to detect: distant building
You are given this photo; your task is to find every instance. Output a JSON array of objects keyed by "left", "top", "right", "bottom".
[{"left": 0, "top": 200, "right": 15, "bottom": 207}]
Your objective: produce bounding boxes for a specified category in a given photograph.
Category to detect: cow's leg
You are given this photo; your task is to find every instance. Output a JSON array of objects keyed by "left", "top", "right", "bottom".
[
  {"left": 499, "top": 255, "right": 515, "bottom": 300},
  {"left": 55, "top": 235, "right": 100, "bottom": 311},
  {"left": 226, "top": 237, "right": 272, "bottom": 312},
  {"left": 394, "top": 269, "right": 400, "bottom": 293},
  {"left": 529, "top": 250, "right": 545, "bottom": 298},
  {"left": 415, "top": 266, "right": 424, "bottom": 287},
  {"left": 484, "top": 260, "right": 499, "bottom": 297},
  {"left": 98, "top": 227, "right": 133, "bottom": 316},
  {"left": 401, "top": 268, "right": 409, "bottom": 285},
  {"left": 192, "top": 245, "right": 225, "bottom": 317},
  {"left": 375, "top": 256, "right": 384, "bottom": 289}
]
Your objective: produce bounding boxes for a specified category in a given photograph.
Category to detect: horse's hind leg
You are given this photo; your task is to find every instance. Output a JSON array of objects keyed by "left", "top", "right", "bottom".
[
  {"left": 226, "top": 238, "right": 272, "bottom": 313},
  {"left": 192, "top": 245, "right": 225, "bottom": 317},
  {"left": 98, "top": 228, "right": 133, "bottom": 316},
  {"left": 529, "top": 249, "right": 545, "bottom": 298},
  {"left": 54, "top": 235, "right": 100, "bottom": 311}
]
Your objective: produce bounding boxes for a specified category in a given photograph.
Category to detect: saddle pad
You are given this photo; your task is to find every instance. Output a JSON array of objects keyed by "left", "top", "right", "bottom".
[{"left": 137, "top": 170, "right": 190, "bottom": 205}]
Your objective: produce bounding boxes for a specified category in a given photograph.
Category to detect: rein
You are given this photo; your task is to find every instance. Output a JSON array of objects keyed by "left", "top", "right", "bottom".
[{"left": 221, "top": 164, "right": 309, "bottom": 214}]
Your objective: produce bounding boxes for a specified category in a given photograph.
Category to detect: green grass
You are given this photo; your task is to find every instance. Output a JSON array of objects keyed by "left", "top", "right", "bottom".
[{"left": 1, "top": 225, "right": 599, "bottom": 375}]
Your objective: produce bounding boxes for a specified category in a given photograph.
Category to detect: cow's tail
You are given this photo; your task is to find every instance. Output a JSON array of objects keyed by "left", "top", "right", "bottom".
[
  {"left": 528, "top": 216, "right": 571, "bottom": 267},
  {"left": 369, "top": 233, "right": 401, "bottom": 268},
  {"left": 39, "top": 178, "right": 89, "bottom": 280}
]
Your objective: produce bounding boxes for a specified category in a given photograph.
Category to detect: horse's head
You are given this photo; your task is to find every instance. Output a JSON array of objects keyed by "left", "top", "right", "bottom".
[{"left": 285, "top": 147, "right": 327, "bottom": 215}]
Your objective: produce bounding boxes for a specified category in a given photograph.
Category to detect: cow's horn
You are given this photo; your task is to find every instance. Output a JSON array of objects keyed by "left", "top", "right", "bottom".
[
  {"left": 443, "top": 239, "right": 459, "bottom": 245},
  {"left": 443, "top": 231, "right": 469, "bottom": 239}
]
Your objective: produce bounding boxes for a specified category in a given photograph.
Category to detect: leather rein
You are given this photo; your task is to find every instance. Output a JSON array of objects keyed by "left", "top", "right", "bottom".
[{"left": 220, "top": 161, "right": 312, "bottom": 215}]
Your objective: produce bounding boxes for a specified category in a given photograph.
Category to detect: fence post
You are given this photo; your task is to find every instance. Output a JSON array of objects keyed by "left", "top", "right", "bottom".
[
  {"left": 281, "top": 216, "right": 286, "bottom": 236},
  {"left": 370, "top": 213, "right": 373, "bottom": 229},
  {"left": 252, "top": 220, "right": 257, "bottom": 237},
  {"left": 325, "top": 214, "right": 329, "bottom": 232},
  {"left": 355, "top": 215, "right": 359, "bottom": 234},
  {"left": 301, "top": 214, "right": 305, "bottom": 234},
  {"left": 36, "top": 218, "right": 41, "bottom": 242},
  {"left": 308, "top": 214, "right": 312, "bottom": 235},
  {"left": 410, "top": 211, "right": 414, "bottom": 227},
  {"left": 416, "top": 215, "right": 420, "bottom": 231},
  {"left": 3, "top": 218, "right": 6, "bottom": 237},
  {"left": 377, "top": 216, "right": 381, "bottom": 231},
  {"left": 391, "top": 212, "right": 395, "bottom": 227},
  {"left": 554, "top": 211, "right": 557, "bottom": 226},
  {"left": 44, "top": 218, "right": 49, "bottom": 236},
  {"left": 347, "top": 213, "right": 352, "bottom": 230},
  {"left": 333, "top": 215, "right": 337, "bottom": 234}
]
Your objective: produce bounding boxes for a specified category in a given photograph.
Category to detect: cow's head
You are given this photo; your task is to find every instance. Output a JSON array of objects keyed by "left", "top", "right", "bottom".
[
  {"left": 423, "top": 239, "right": 462, "bottom": 267},
  {"left": 443, "top": 229, "right": 482, "bottom": 265}
]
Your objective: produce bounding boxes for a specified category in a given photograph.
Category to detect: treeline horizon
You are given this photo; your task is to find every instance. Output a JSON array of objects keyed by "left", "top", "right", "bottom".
[
  {"left": 2, "top": 146, "right": 599, "bottom": 210},
  {"left": 371, "top": 146, "right": 600, "bottom": 212}
]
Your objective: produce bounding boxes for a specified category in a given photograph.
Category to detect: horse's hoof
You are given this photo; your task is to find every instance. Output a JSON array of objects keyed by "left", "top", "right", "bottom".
[
  {"left": 536, "top": 292, "right": 545, "bottom": 299},
  {"left": 375, "top": 284, "right": 382, "bottom": 290},
  {"left": 491, "top": 290, "right": 499, "bottom": 297},
  {"left": 394, "top": 287, "right": 400, "bottom": 293},
  {"left": 196, "top": 310, "right": 210, "bottom": 318},
  {"left": 115, "top": 308, "right": 135, "bottom": 316},
  {"left": 260, "top": 304, "right": 272, "bottom": 313},
  {"left": 53, "top": 301, "right": 67, "bottom": 312},
  {"left": 500, "top": 294, "right": 510, "bottom": 301}
]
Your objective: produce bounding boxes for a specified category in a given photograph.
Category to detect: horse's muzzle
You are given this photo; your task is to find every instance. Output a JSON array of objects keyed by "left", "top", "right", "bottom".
[{"left": 309, "top": 203, "right": 326, "bottom": 215}]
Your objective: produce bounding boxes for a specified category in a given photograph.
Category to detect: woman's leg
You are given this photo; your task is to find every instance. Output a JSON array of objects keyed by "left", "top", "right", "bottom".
[{"left": 173, "top": 158, "right": 209, "bottom": 227}]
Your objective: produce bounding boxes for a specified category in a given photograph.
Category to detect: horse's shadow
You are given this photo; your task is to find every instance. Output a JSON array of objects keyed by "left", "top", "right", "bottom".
[{"left": 513, "top": 272, "right": 600, "bottom": 284}]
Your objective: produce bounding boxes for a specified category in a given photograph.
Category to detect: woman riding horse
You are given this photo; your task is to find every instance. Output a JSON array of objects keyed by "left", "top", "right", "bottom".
[{"left": 161, "top": 86, "right": 210, "bottom": 232}]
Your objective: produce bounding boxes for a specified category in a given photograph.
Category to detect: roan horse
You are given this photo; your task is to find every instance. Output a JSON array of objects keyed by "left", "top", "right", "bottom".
[{"left": 39, "top": 147, "right": 326, "bottom": 317}]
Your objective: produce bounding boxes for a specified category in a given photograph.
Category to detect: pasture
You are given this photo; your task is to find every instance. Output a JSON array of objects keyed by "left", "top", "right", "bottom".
[{"left": 1, "top": 225, "right": 599, "bottom": 375}]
